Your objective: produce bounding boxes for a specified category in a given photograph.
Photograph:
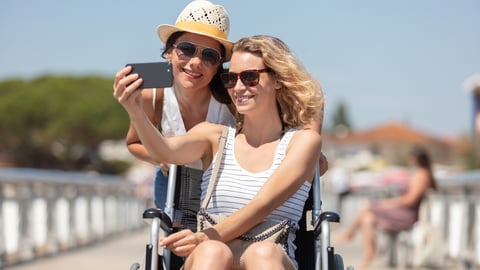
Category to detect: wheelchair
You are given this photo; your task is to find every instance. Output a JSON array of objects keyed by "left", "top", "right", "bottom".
[{"left": 130, "top": 164, "right": 353, "bottom": 270}]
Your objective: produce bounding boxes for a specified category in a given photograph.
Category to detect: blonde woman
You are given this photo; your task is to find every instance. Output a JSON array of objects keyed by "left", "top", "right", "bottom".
[{"left": 115, "top": 35, "right": 324, "bottom": 270}]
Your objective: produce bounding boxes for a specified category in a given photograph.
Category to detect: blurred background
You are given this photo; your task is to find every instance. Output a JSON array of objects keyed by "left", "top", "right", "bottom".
[{"left": 1, "top": 0, "right": 479, "bottom": 269}]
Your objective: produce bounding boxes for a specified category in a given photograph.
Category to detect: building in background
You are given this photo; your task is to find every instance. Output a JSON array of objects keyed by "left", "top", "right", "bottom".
[{"left": 323, "top": 121, "right": 454, "bottom": 167}]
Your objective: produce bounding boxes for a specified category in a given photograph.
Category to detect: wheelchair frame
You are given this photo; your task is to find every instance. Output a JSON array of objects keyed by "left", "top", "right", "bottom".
[{"left": 131, "top": 164, "right": 353, "bottom": 270}]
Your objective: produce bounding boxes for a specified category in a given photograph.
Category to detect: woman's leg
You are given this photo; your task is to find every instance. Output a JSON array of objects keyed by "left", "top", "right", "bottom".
[
  {"left": 337, "top": 203, "right": 371, "bottom": 243},
  {"left": 183, "top": 240, "right": 233, "bottom": 270},
  {"left": 359, "top": 208, "right": 377, "bottom": 270},
  {"left": 154, "top": 167, "right": 168, "bottom": 209},
  {"left": 243, "top": 241, "right": 296, "bottom": 270}
]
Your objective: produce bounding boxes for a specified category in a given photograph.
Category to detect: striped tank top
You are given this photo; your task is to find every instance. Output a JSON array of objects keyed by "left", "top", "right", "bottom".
[{"left": 200, "top": 126, "right": 312, "bottom": 228}]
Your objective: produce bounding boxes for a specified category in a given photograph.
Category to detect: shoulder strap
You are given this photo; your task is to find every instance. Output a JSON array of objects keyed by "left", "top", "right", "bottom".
[
  {"left": 153, "top": 88, "right": 164, "bottom": 128},
  {"left": 152, "top": 88, "right": 157, "bottom": 109},
  {"left": 201, "top": 126, "right": 229, "bottom": 209}
]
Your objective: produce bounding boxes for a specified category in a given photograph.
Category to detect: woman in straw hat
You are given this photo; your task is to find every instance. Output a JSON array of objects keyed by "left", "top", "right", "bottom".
[
  {"left": 114, "top": 34, "right": 324, "bottom": 269},
  {"left": 113, "top": 0, "right": 236, "bottom": 226}
]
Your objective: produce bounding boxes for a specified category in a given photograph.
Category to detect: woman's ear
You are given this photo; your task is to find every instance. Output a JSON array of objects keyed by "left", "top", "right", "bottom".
[
  {"left": 275, "top": 80, "right": 282, "bottom": 90},
  {"left": 165, "top": 51, "right": 172, "bottom": 62}
]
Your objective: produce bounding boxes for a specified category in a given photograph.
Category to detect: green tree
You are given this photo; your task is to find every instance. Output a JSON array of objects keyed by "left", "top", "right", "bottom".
[
  {"left": 0, "top": 75, "right": 130, "bottom": 172},
  {"left": 330, "top": 100, "right": 353, "bottom": 137}
]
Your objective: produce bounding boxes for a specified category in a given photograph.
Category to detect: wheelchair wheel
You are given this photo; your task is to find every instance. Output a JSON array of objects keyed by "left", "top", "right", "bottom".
[
  {"left": 334, "top": 254, "right": 345, "bottom": 270},
  {"left": 129, "top": 262, "right": 141, "bottom": 270}
]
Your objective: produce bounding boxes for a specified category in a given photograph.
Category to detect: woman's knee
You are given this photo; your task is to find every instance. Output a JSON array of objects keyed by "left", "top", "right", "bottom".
[
  {"left": 361, "top": 210, "right": 376, "bottom": 227},
  {"left": 360, "top": 202, "right": 373, "bottom": 213},
  {"left": 184, "top": 240, "right": 233, "bottom": 269},
  {"left": 243, "top": 241, "right": 284, "bottom": 261},
  {"left": 196, "top": 240, "right": 232, "bottom": 258},
  {"left": 243, "top": 242, "right": 294, "bottom": 269}
]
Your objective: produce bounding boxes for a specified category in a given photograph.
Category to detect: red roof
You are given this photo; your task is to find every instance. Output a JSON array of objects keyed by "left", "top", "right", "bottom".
[{"left": 336, "top": 122, "right": 440, "bottom": 144}]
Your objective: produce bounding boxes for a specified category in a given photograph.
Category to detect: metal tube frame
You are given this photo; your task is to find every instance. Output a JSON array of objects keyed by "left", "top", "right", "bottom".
[
  {"left": 313, "top": 165, "right": 323, "bottom": 270},
  {"left": 150, "top": 217, "right": 160, "bottom": 270},
  {"left": 162, "top": 164, "right": 178, "bottom": 270}
]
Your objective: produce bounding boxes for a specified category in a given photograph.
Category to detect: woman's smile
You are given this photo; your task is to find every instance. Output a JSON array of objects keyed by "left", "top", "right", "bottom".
[
  {"left": 234, "top": 94, "right": 254, "bottom": 105},
  {"left": 182, "top": 68, "right": 202, "bottom": 79}
]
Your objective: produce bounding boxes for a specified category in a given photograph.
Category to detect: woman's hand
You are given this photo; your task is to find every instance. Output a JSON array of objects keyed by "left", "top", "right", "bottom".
[
  {"left": 159, "top": 163, "right": 170, "bottom": 176},
  {"left": 319, "top": 152, "right": 329, "bottom": 176},
  {"left": 159, "top": 229, "right": 210, "bottom": 257},
  {"left": 112, "top": 65, "right": 144, "bottom": 115}
]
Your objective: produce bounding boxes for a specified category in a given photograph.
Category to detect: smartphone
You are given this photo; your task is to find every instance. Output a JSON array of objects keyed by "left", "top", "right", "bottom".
[{"left": 125, "top": 61, "right": 173, "bottom": 88}]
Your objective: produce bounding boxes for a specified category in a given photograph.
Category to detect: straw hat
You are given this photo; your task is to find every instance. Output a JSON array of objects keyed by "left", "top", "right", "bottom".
[{"left": 157, "top": 0, "right": 233, "bottom": 61}]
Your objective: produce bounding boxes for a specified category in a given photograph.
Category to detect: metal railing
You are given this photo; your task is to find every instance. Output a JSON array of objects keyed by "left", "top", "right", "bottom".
[
  {"left": 0, "top": 168, "right": 146, "bottom": 268},
  {"left": 431, "top": 170, "right": 480, "bottom": 267},
  {"left": 328, "top": 170, "right": 480, "bottom": 268}
]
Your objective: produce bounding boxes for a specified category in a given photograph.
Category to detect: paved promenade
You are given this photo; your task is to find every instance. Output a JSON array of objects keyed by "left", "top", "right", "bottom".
[
  {"left": 3, "top": 225, "right": 462, "bottom": 270},
  {"left": 4, "top": 229, "right": 148, "bottom": 270}
]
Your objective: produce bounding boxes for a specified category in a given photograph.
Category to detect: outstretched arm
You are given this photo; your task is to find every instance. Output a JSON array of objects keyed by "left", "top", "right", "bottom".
[
  {"left": 113, "top": 68, "right": 217, "bottom": 167},
  {"left": 114, "top": 66, "right": 162, "bottom": 164},
  {"left": 210, "top": 129, "right": 322, "bottom": 241},
  {"left": 125, "top": 88, "right": 163, "bottom": 164}
]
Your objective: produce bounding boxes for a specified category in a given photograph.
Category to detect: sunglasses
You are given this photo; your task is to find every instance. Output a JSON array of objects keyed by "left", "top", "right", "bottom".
[
  {"left": 172, "top": 41, "right": 222, "bottom": 66},
  {"left": 220, "top": 68, "right": 272, "bottom": 89}
]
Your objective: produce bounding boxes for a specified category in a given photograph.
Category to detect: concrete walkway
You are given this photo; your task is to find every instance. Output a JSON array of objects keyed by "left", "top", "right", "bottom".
[
  {"left": 3, "top": 225, "right": 463, "bottom": 270},
  {"left": 4, "top": 228, "right": 149, "bottom": 270}
]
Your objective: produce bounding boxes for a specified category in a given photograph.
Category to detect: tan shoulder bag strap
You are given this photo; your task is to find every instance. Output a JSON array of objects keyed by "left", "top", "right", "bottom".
[
  {"left": 152, "top": 88, "right": 164, "bottom": 127},
  {"left": 201, "top": 126, "right": 229, "bottom": 209}
]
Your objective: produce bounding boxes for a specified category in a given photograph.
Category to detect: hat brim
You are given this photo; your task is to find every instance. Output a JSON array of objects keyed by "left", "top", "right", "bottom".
[{"left": 157, "top": 24, "right": 233, "bottom": 61}]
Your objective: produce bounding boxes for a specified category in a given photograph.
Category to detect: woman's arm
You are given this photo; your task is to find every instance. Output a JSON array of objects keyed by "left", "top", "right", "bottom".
[
  {"left": 201, "top": 129, "right": 322, "bottom": 242},
  {"left": 160, "top": 129, "right": 323, "bottom": 256},
  {"left": 115, "top": 66, "right": 164, "bottom": 164},
  {"left": 126, "top": 88, "right": 163, "bottom": 164},
  {"left": 379, "top": 169, "right": 431, "bottom": 208},
  {"left": 131, "top": 117, "right": 216, "bottom": 167},
  {"left": 304, "top": 117, "right": 328, "bottom": 176},
  {"left": 114, "top": 72, "right": 217, "bottom": 167}
]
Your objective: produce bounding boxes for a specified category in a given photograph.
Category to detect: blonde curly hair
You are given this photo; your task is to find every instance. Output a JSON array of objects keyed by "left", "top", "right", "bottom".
[{"left": 231, "top": 35, "right": 324, "bottom": 130}]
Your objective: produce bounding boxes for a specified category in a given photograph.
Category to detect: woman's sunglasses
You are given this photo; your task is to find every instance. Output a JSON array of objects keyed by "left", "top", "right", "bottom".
[
  {"left": 220, "top": 68, "right": 272, "bottom": 88},
  {"left": 172, "top": 42, "right": 222, "bottom": 66}
]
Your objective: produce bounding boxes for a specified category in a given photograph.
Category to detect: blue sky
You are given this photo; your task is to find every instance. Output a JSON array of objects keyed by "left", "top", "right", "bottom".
[{"left": 1, "top": 0, "right": 479, "bottom": 138}]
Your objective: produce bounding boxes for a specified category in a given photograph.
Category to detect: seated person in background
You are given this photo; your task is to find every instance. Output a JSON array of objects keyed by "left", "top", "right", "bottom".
[
  {"left": 114, "top": 35, "right": 324, "bottom": 270},
  {"left": 336, "top": 146, "right": 437, "bottom": 270}
]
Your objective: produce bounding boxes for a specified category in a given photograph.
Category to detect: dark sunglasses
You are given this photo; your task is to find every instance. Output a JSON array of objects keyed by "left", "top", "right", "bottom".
[
  {"left": 172, "top": 41, "right": 222, "bottom": 66},
  {"left": 220, "top": 68, "right": 272, "bottom": 88}
]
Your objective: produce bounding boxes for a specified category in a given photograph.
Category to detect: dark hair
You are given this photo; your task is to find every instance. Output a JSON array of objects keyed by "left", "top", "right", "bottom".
[
  {"left": 161, "top": 32, "right": 232, "bottom": 105},
  {"left": 410, "top": 146, "right": 437, "bottom": 190}
]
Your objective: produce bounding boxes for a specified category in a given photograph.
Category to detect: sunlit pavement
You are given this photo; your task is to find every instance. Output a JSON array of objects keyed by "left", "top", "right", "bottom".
[
  {"left": 3, "top": 225, "right": 467, "bottom": 270},
  {"left": 4, "top": 228, "right": 149, "bottom": 270}
]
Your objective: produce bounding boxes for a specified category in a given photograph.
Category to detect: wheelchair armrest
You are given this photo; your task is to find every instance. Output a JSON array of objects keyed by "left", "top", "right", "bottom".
[
  {"left": 142, "top": 208, "right": 173, "bottom": 232},
  {"left": 313, "top": 211, "right": 340, "bottom": 236}
]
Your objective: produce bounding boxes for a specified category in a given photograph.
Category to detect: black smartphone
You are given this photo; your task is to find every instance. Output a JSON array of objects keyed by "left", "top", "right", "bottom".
[{"left": 125, "top": 61, "right": 173, "bottom": 88}]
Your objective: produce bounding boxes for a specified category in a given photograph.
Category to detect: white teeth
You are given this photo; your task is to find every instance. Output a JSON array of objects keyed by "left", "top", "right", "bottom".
[
  {"left": 183, "top": 69, "right": 201, "bottom": 77},
  {"left": 236, "top": 95, "right": 253, "bottom": 103}
]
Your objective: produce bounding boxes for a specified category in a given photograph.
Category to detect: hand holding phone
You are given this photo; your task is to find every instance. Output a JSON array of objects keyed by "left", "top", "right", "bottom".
[{"left": 125, "top": 62, "right": 173, "bottom": 88}]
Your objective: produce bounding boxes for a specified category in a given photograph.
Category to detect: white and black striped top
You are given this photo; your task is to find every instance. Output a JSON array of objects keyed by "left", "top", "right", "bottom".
[{"left": 201, "top": 126, "right": 312, "bottom": 229}]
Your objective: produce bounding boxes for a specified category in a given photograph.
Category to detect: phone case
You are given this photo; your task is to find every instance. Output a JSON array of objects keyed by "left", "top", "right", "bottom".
[{"left": 126, "top": 62, "right": 173, "bottom": 88}]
